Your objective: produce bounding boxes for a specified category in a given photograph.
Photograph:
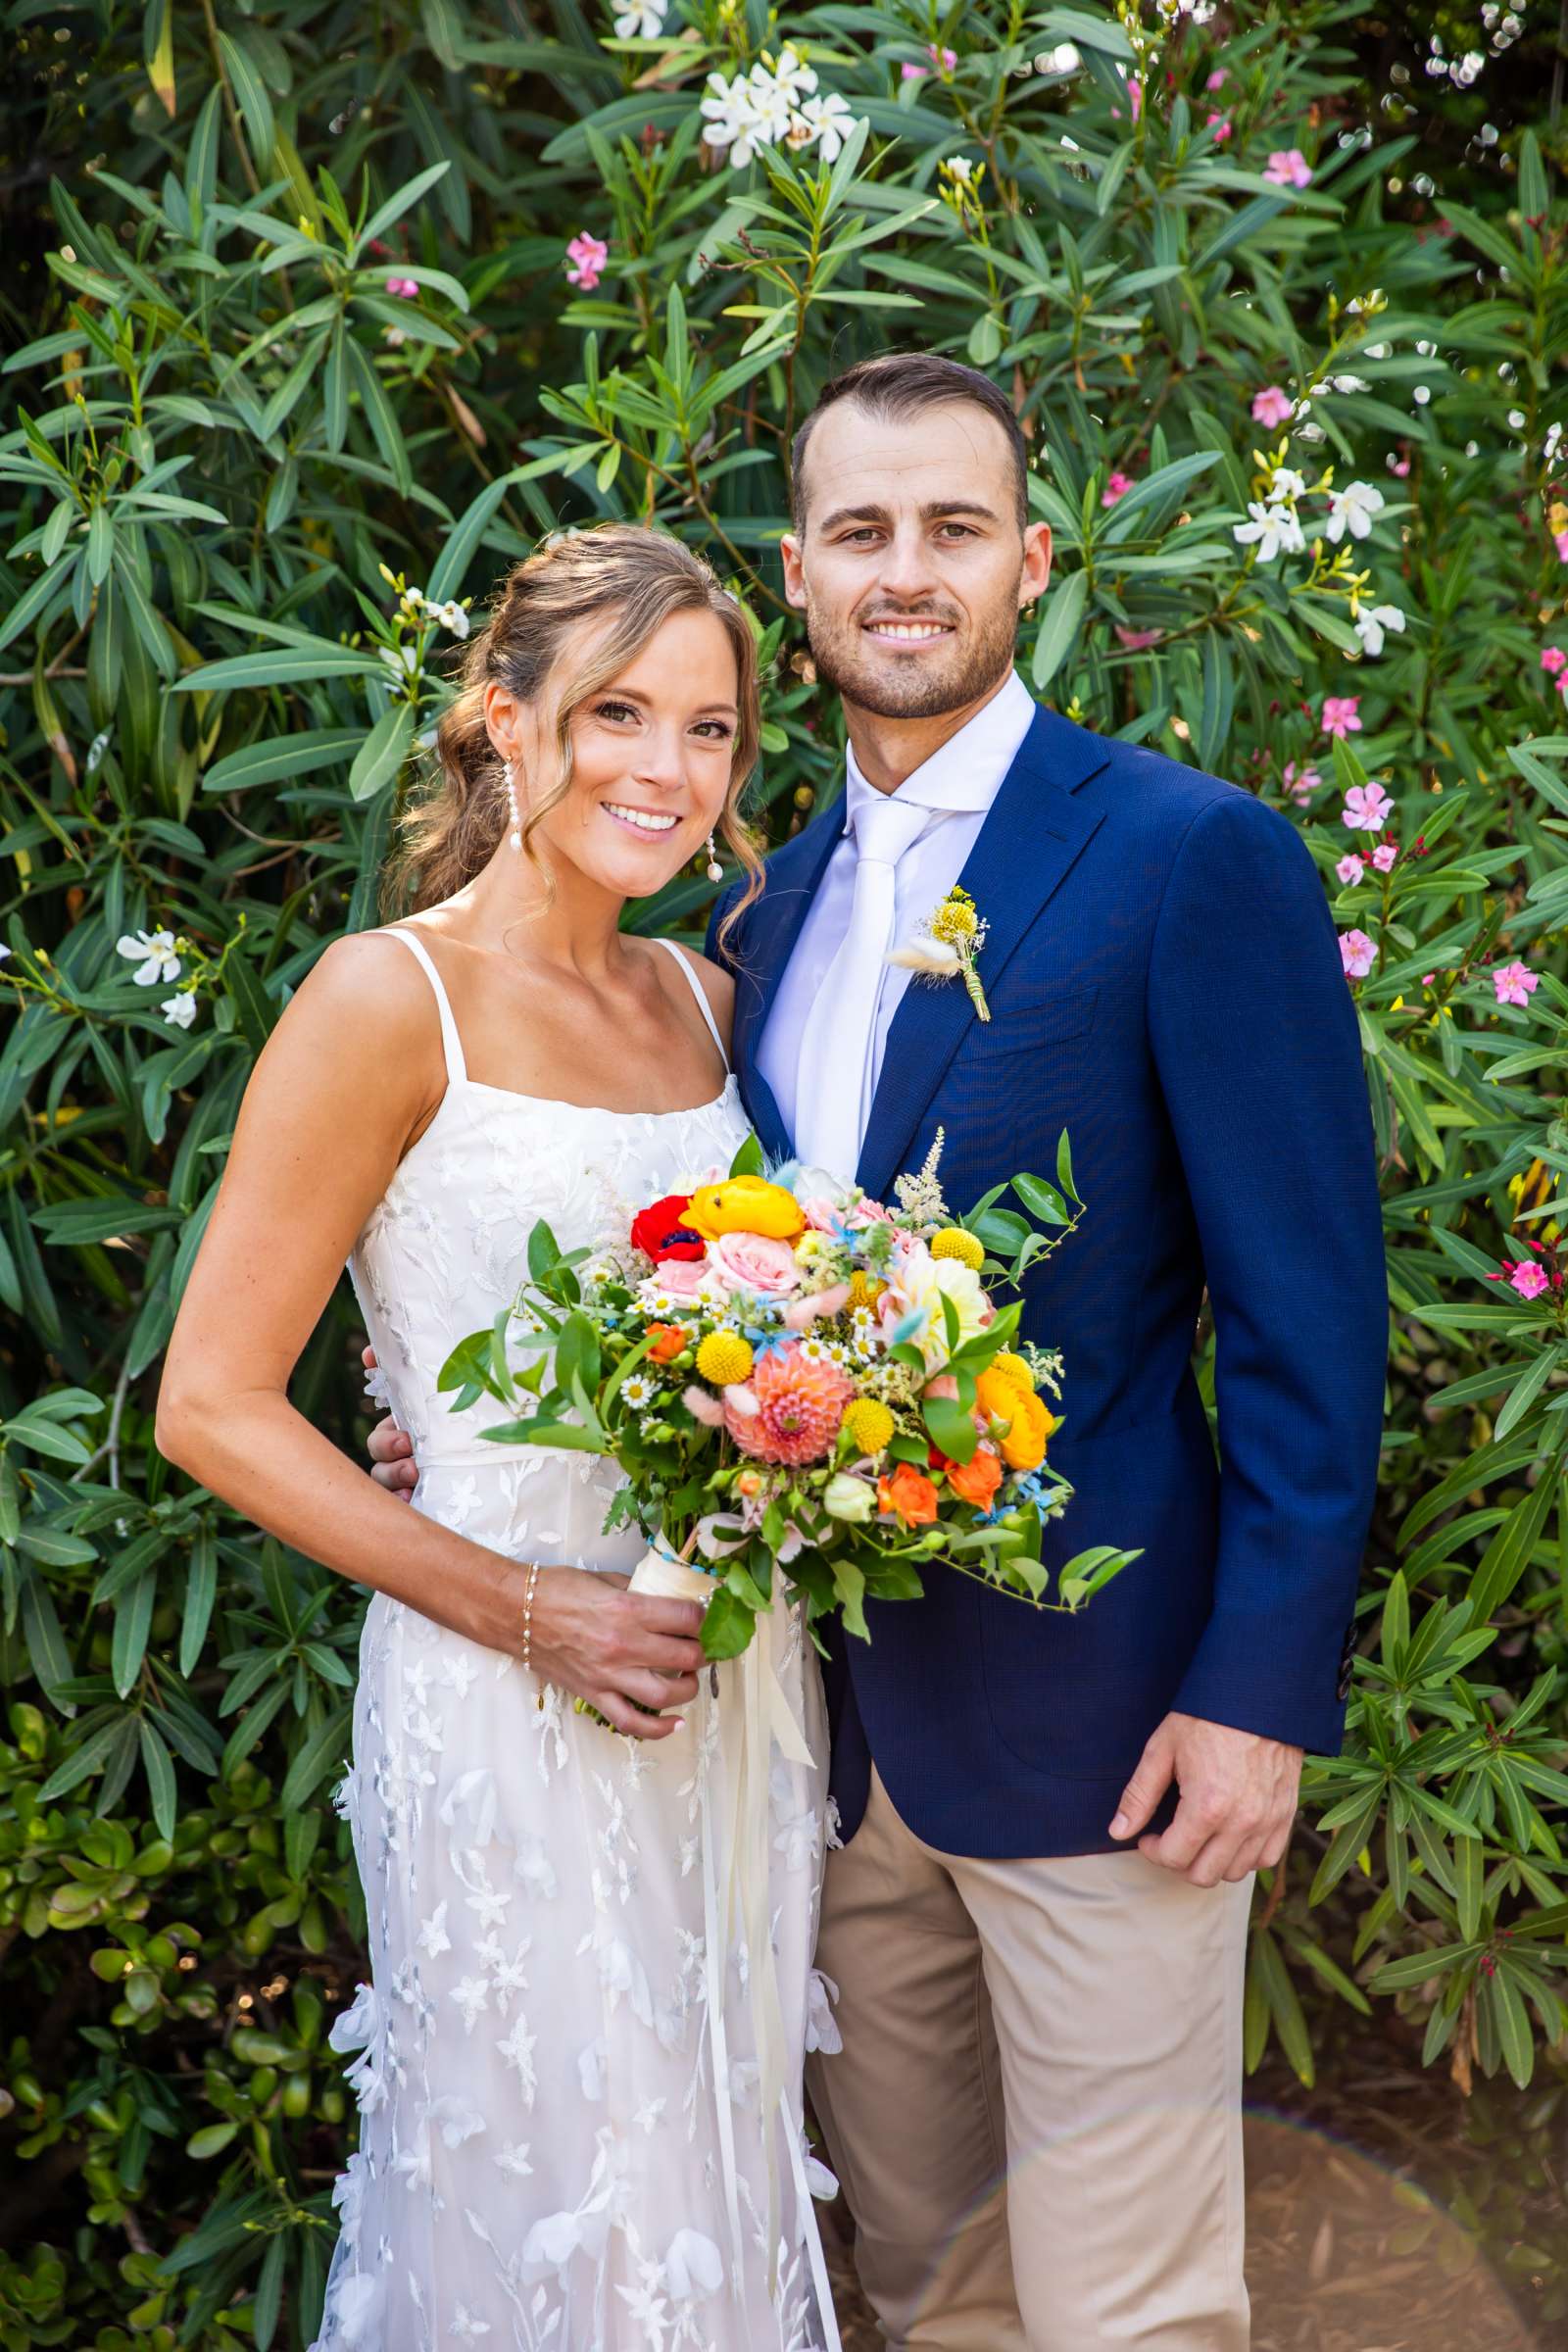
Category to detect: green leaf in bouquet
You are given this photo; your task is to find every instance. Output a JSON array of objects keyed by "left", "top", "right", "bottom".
[
  {"left": 1011, "top": 1174, "right": 1069, "bottom": 1227},
  {"left": 555, "top": 1311, "right": 602, "bottom": 1400},
  {"left": 700, "top": 1583, "right": 759, "bottom": 1660},
  {"left": 923, "top": 1386, "right": 979, "bottom": 1465},
  {"left": 971, "top": 1206, "right": 1032, "bottom": 1256},
  {"left": 831, "top": 1556, "right": 868, "bottom": 1642},
  {"left": 1057, "top": 1544, "right": 1143, "bottom": 1610},
  {"left": 728, "top": 1131, "right": 765, "bottom": 1178},
  {"left": 482, "top": 1416, "right": 606, "bottom": 1452},
  {"left": 437, "top": 1325, "right": 512, "bottom": 1408},
  {"left": 526, "top": 1219, "right": 563, "bottom": 1286}
]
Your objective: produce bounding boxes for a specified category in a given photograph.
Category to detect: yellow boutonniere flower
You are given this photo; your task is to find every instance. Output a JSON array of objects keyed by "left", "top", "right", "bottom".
[{"left": 888, "top": 886, "right": 992, "bottom": 1021}]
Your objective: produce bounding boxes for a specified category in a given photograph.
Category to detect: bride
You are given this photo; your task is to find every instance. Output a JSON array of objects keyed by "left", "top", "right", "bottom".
[{"left": 158, "top": 524, "right": 839, "bottom": 2352}]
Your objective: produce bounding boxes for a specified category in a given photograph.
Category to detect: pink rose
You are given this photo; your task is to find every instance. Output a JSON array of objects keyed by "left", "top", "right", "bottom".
[
  {"left": 709, "top": 1231, "right": 803, "bottom": 1297},
  {"left": 799, "top": 1196, "right": 845, "bottom": 1234},
  {"left": 653, "top": 1258, "right": 715, "bottom": 1300}
]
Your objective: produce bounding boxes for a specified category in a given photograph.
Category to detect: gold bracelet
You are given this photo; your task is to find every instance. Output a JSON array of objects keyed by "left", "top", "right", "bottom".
[{"left": 522, "top": 1559, "right": 541, "bottom": 1702}]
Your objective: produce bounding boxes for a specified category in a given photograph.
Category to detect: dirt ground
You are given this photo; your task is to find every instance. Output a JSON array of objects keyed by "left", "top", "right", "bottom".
[{"left": 814, "top": 2044, "right": 1556, "bottom": 2352}]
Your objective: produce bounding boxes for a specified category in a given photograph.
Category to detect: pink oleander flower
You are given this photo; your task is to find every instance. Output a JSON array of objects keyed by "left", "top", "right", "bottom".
[
  {"left": 1422, "top": 973, "right": 1436, "bottom": 986},
  {"left": 1264, "top": 148, "right": 1313, "bottom": 189},
  {"left": 1112, "top": 75, "right": 1142, "bottom": 122},
  {"left": 1390, "top": 455, "right": 1411, "bottom": 478},
  {"left": 1507, "top": 1261, "right": 1549, "bottom": 1300},
  {"left": 1340, "top": 929, "right": 1377, "bottom": 979},
  {"left": 1372, "top": 842, "right": 1398, "bottom": 872},
  {"left": 1493, "top": 959, "right": 1540, "bottom": 1008},
  {"left": 1322, "top": 695, "right": 1363, "bottom": 740},
  {"left": 1206, "top": 113, "right": 1232, "bottom": 142},
  {"left": 384, "top": 276, "right": 419, "bottom": 298},
  {"left": 1102, "top": 470, "right": 1135, "bottom": 507},
  {"left": 1555, "top": 531, "right": 1568, "bottom": 564},
  {"left": 708, "top": 1231, "right": 803, "bottom": 1298},
  {"left": 1544, "top": 647, "right": 1568, "bottom": 676},
  {"left": 904, "top": 44, "right": 956, "bottom": 77},
  {"left": 1342, "top": 782, "right": 1392, "bottom": 833},
  {"left": 1251, "top": 385, "right": 1294, "bottom": 428},
  {"left": 1206, "top": 69, "right": 1227, "bottom": 90},
  {"left": 564, "top": 232, "right": 610, "bottom": 290},
  {"left": 1114, "top": 624, "right": 1163, "bottom": 651},
  {"left": 1337, "top": 853, "right": 1365, "bottom": 886},
  {"left": 723, "top": 1344, "right": 856, "bottom": 1465},
  {"left": 1282, "top": 760, "right": 1322, "bottom": 803}
]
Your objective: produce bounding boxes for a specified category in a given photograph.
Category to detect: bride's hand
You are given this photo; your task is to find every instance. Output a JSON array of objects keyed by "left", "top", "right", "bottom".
[{"left": 513, "top": 1565, "right": 706, "bottom": 1740}]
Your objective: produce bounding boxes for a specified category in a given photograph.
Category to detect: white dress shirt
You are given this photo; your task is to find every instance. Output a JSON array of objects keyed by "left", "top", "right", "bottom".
[{"left": 757, "top": 666, "right": 1037, "bottom": 1158}]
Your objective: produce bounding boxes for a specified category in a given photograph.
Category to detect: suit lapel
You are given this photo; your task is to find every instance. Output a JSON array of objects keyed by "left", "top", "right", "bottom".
[
  {"left": 856, "top": 706, "right": 1111, "bottom": 1201},
  {"left": 730, "top": 798, "right": 844, "bottom": 1162}
]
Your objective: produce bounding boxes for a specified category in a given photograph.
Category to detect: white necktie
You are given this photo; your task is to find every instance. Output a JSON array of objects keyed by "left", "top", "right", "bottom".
[{"left": 793, "top": 791, "right": 933, "bottom": 1181}]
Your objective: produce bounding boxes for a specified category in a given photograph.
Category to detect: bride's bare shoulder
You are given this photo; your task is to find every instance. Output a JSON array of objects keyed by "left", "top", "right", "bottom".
[
  {"left": 657, "top": 940, "right": 735, "bottom": 1048},
  {"left": 286, "top": 926, "right": 447, "bottom": 1053}
]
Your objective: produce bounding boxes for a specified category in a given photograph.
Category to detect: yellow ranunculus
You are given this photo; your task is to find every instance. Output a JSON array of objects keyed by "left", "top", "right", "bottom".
[
  {"left": 999, "top": 1390, "right": 1056, "bottom": 1473},
  {"left": 681, "top": 1174, "right": 807, "bottom": 1243}
]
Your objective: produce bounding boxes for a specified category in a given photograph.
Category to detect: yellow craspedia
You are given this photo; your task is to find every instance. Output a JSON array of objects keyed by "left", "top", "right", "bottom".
[
  {"left": 930, "top": 887, "right": 979, "bottom": 946},
  {"left": 989, "top": 1349, "right": 1036, "bottom": 1396},
  {"left": 848, "top": 1271, "right": 887, "bottom": 1311},
  {"left": 695, "top": 1331, "right": 755, "bottom": 1387},
  {"left": 841, "top": 1397, "right": 895, "bottom": 1457},
  {"left": 930, "top": 1226, "right": 985, "bottom": 1271},
  {"left": 683, "top": 1175, "right": 806, "bottom": 1243}
]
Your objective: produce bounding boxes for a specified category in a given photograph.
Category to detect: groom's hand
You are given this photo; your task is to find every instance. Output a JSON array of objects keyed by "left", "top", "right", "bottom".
[
  {"left": 363, "top": 1346, "right": 417, "bottom": 1496},
  {"left": 1108, "top": 1711, "right": 1301, "bottom": 1886}
]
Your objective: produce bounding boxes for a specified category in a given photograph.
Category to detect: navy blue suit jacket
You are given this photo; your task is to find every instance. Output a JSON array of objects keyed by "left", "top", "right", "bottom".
[{"left": 707, "top": 702, "right": 1386, "bottom": 1859}]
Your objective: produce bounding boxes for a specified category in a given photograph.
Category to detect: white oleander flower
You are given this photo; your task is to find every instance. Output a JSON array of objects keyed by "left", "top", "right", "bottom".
[
  {"left": 613, "top": 0, "right": 668, "bottom": 35},
  {"left": 791, "top": 90, "right": 858, "bottom": 161},
  {"left": 161, "top": 992, "right": 197, "bottom": 1029},
  {"left": 768, "top": 44, "right": 818, "bottom": 106},
  {"left": 1325, "top": 480, "right": 1386, "bottom": 541},
  {"left": 1233, "top": 501, "right": 1306, "bottom": 564},
  {"left": 1352, "top": 603, "right": 1406, "bottom": 658},
  {"left": 944, "top": 155, "right": 976, "bottom": 184},
  {"left": 435, "top": 600, "right": 469, "bottom": 637},
  {"left": 701, "top": 70, "right": 773, "bottom": 168},
  {"left": 116, "top": 928, "right": 181, "bottom": 986}
]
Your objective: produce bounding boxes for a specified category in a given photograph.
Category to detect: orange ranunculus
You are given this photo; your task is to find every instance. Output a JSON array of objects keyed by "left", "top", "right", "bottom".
[
  {"left": 944, "top": 1446, "right": 1004, "bottom": 1510},
  {"left": 647, "top": 1323, "right": 689, "bottom": 1363},
  {"left": 877, "top": 1462, "right": 940, "bottom": 1529},
  {"left": 681, "top": 1174, "right": 807, "bottom": 1243},
  {"left": 1000, "top": 1391, "right": 1057, "bottom": 1473}
]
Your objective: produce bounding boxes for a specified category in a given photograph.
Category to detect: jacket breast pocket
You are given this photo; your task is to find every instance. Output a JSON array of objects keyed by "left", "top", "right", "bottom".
[{"left": 971, "top": 983, "right": 1100, "bottom": 1060}]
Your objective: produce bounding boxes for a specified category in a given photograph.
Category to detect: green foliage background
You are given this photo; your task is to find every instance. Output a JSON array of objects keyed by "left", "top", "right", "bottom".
[{"left": 2, "top": 0, "right": 1567, "bottom": 2340}]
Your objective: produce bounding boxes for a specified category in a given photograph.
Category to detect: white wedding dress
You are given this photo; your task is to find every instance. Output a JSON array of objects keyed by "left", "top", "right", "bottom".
[{"left": 313, "top": 928, "right": 839, "bottom": 2352}]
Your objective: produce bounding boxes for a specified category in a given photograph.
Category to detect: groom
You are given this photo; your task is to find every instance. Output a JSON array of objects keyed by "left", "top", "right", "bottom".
[
  {"left": 709, "top": 353, "right": 1384, "bottom": 2352},
  {"left": 373, "top": 354, "right": 1386, "bottom": 2348}
]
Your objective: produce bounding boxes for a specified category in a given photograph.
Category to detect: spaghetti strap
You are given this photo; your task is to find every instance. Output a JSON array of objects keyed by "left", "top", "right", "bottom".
[
  {"left": 654, "top": 937, "right": 730, "bottom": 1073},
  {"left": 383, "top": 928, "right": 468, "bottom": 1086}
]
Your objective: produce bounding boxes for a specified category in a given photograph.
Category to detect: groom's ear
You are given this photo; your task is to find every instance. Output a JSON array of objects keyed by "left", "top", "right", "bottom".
[
  {"left": 779, "top": 532, "right": 808, "bottom": 610},
  {"left": 1020, "top": 521, "right": 1053, "bottom": 609}
]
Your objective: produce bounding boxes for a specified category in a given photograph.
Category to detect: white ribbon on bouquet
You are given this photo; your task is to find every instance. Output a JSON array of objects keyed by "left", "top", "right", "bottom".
[{"left": 626, "top": 1538, "right": 841, "bottom": 2351}]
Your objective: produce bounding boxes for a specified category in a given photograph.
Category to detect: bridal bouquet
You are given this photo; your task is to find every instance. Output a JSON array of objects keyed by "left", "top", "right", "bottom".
[{"left": 438, "top": 1133, "right": 1138, "bottom": 1659}]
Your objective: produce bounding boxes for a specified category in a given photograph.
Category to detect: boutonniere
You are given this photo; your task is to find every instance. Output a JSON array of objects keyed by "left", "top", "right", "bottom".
[{"left": 888, "top": 886, "right": 991, "bottom": 1022}]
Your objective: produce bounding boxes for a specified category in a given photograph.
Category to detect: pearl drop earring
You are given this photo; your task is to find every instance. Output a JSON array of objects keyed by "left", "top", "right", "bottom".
[
  {"left": 506, "top": 762, "right": 522, "bottom": 854},
  {"left": 705, "top": 833, "right": 723, "bottom": 884}
]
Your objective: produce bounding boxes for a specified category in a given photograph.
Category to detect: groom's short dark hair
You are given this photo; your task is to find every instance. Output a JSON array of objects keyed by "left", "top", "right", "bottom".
[{"left": 791, "top": 352, "right": 1030, "bottom": 535}]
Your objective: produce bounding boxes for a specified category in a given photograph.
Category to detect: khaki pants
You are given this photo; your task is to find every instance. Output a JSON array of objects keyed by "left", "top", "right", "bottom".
[{"left": 808, "top": 1768, "right": 1251, "bottom": 2351}]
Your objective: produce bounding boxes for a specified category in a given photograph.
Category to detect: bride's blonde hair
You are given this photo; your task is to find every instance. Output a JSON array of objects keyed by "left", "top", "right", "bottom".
[{"left": 390, "top": 523, "right": 765, "bottom": 940}]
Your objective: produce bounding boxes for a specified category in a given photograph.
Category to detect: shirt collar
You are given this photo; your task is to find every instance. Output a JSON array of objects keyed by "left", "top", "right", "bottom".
[{"left": 843, "top": 667, "right": 1037, "bottom": 837}]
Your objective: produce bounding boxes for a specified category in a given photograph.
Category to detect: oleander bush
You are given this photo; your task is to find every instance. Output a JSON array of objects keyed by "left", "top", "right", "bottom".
[{"left": 1, "top": 0, "right": 1566, "bottom": 2338}]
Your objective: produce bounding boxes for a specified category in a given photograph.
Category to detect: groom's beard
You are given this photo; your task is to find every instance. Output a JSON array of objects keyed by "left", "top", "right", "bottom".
[{"left": 803, "top": 587, "right": 1022, "bottom": 720}]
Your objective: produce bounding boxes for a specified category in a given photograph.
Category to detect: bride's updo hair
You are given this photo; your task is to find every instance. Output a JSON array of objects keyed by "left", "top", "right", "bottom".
[{"left": 390, "top": 523, "right": 765, "bottom": 936}]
